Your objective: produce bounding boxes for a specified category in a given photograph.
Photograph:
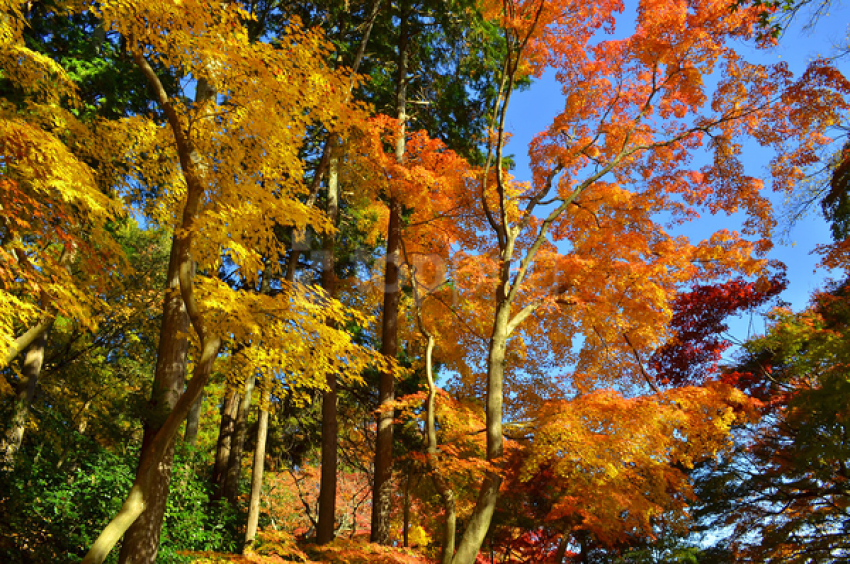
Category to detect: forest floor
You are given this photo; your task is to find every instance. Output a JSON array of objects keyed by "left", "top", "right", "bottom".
[{"left": 182, "top": 533, "right": 433, "bottom": 564}]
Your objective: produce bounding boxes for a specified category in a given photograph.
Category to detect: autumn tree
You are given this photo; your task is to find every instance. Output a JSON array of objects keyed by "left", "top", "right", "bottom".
[
  {"left": 65, "top": 2, "right": 382, "bottom": 562},
  {"left": 650, "top": 272, "right": 787, "bottom": 386},
  {"left": 0, "top": 0, "right": 130, "bottom": 470},
  {"left": 438, "top": 0, "right": 849, "bottom": 561}
]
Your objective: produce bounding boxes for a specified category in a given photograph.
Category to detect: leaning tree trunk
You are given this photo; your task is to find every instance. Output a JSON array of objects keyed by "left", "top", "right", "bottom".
[
  {"left": 81, "top": 53, "right": 222, "bottom": 564},
  {"left": 371, "top": 3, "right": 408, "bottom": 544},
  {"left": 118, "top": 237, "right": 190, "bottom": 564},
  {"left": 2, "top": 261, "right": 68, "bottom": 470}
]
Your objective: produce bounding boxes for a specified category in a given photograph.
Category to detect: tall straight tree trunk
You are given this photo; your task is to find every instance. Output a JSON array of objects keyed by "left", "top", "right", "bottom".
[
  {"left": 317, "top": 141, "right": 340, "bottom": 544},
  {"left": 371, "top": 5, "right": 408, "bottom": 544},
  {"left": 212, "top": 384, "right": 239, "bottom": 500},
  {"left": 224, "top": 373, "right": 256, "bottom": 504},
  {"left": 244, "top": 386, "right": 270, "bottom": 551},
  {"left": 118, "top": 237, "right": 190, "bottom": 564},
  {"left": 316, "top": 0, "right": 382, "bottom": 544},
  {"left": 1, "top": 322, "right": 51, "bottom": 471}
]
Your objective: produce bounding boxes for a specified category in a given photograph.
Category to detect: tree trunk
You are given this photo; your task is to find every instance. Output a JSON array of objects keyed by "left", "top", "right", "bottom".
[
  {"left": 1, "top": 323, "right": 51, "bottom": 471},
  {"left": 371, "top": 194, "right": 401, "bottom": 545},
  {"left": 317, "top": 142, "right": 340, "bottom": 545},
  {"left": 212, "top": 386, "right": 239, "bottom": 501},
  {"left": 371, "top": 6, "right": 408, "bottom": 544},
  {"left": 554, "top": 531, "right": 570, "bottom": 564},
  {"left": 83, "top": 52, "right": 221, "bottom": 564},
  {"left": 2, "top": 312, "right": 52, "bottom": 367},
  {"left": 118, "top": 237, "right": 190, "bottom": 564},
  {"left": 82, "top": 337, "right": 221, "bottom": 564},
  {"left": 450, "top": 301, "right": 511, "bottom": 564},
  {"left": 422, "top": 334, "right": 457, "bottom": 564},
  {"left": 315, "top": 2, "right": 382, "bottom": 543},
  {"left": 244, "top": 387, "right": 270, "bottom": 551},
  {"left": 183, "top": 389, "right": 204, "bottom": 447},
  {"left": 224, "top": 373, "right": 256, "bottom": 504},
  {"left": 402, "top": 467, "right": 411, "bottom": 547}
]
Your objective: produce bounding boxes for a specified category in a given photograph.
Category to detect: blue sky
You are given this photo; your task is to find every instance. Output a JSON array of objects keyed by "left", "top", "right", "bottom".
[{"left": 503, "top": 0, "right": 850, "bottom": 343}]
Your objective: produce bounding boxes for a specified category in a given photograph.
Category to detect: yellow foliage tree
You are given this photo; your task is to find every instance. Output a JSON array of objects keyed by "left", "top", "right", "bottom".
[{"left": 68, "top": 2, "right": 381, "bottom": 563}]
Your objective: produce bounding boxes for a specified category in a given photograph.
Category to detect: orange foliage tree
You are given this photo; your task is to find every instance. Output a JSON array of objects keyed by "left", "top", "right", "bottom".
[{"left": 428, "top": 0, "right": 850, "bottom": 561}]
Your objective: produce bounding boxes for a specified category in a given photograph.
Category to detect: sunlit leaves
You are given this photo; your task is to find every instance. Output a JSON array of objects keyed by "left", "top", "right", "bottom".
[{"left": 520, "top": 383, "right": 754, "bottom": 547}]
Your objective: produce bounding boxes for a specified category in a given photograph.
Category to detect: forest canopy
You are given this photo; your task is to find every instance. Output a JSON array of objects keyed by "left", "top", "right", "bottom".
[{"left": 1, "top": 0, "right": 849, "bottom": 563}]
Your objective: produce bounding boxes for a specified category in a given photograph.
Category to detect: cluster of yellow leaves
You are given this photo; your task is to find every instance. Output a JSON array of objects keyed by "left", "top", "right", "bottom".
[
  {"left": 199, "top": 278, "right": 389, "bottom": 400},
  {"left": 0, "top": 0, "right": 127, "bottom": 364},
  {"left": 77, "top": 0, "right": 382, "bottom": 388},
  {"left": 307, "top": 538, "right": 431, "bottom": 564}
]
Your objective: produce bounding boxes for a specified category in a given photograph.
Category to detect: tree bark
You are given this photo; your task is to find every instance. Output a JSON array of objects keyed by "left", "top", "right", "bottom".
[
  {"left": 82, "top": 336, "right": 221, "bottom": 564},
  {"left": 183, "top": 389, "right": 204, "bottom": 447},
  {"left": 2, "top": 312, "right": 53, "bottom": 368},
  {"left": 371, "top": 194, "right": 402, "bottom": 544},
  {"left": 317, "top": 141, "right": 340, "bottom": 545},
  {"left": 212, "top": 385, "right": 239, "bottom": 501},
  {"left": 1, "top": 322, "right": 51, "bottom": 471},
  {"left": 554, "top": 531, "right": 570, "bottom": 564},
  {"left": 82, "top": 50, "right": 221, "bottom": 564},
  {"left": 371, "top": 5, "right": 408, "bottom": 544},
  {"left": 244, "top": 387, "right": 270, "bottom": 551},
  {"left": 423, "top": 334, "right": 457, "bottom": 564},
  {"left": 402, "top": 467, "right": 411, "bottom": 547},
  {"left": 118, "top": 236, "right": 190, "bottom": 564},
  {"left": 316, "top": 2, "right": 382, "bottom": 543},
  {"left": 224, "top": 373, "right": 256, "bottom": 504},
  {"left": 450, "top": 292, "right": 511, "bottom": 564}
]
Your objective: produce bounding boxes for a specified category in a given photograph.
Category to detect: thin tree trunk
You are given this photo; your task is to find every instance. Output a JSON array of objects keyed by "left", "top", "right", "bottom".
[
  {"left": 402, "top": 225, "right": 457, "bottom": 563},
  {"left": 224, "top": 373, "right": 256, "bottom": 504},
  {"left": 317, "top": 141, "right": 340, "bottom": 545},
  {"left": 450, "top": 302, "right": 511, "bottom": 564},
  {"left": 553, "top": 532, "right": 570, "bottom": 564},
  {"left": 371, "top": 5, "right": 408, "bottom": 543},
  {"left": 244, "top": 387, "right": 270, "bottom": 551},
  {"left": 212, "top": 385, "right": 239, "bottom": 501},
  {"left": 423, "top": 334, "right": 457, "bottom": 564},
  {"left": 1, "top": 323, "right": 51, "bottom": 471},
  {"left": 402, "top": 466, "right": 411, "bottom": 547}
]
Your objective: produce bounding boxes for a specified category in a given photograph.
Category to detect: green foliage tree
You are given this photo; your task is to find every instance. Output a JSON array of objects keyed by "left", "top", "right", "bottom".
[{"left": 693, "top": 280, "right": 850, "bottom": 562}]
